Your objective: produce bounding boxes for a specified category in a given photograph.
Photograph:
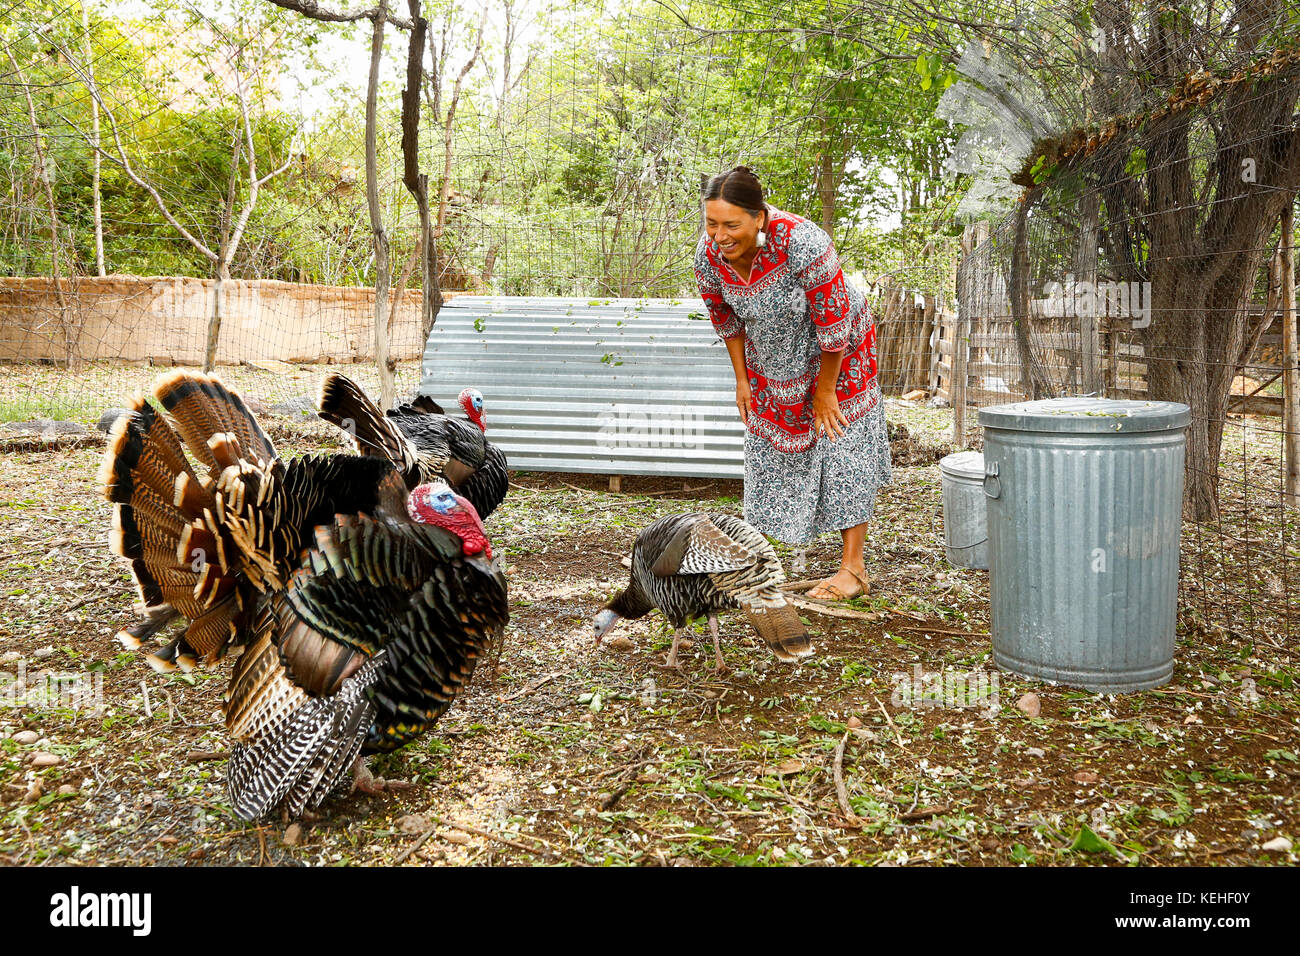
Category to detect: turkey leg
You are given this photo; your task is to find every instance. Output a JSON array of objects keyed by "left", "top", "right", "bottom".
[{"left": 708, "top": 614, "right": 729, "bottom": 674}]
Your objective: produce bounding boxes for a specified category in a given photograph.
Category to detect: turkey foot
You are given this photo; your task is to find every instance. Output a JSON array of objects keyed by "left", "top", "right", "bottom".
[
  {"left": 655, "top": 627, "right": 688, "bottom": 671},
  {"left": 352, "top": 757, "right": 414, "bottom": 796}
]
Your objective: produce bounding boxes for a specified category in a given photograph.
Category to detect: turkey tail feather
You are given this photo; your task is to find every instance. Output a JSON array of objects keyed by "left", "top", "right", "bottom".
[
  {"left": 154, "top": 370, "right": 276, "bottom": 473},
  {"left": 318, "top": 373, "right": 419, "bottom": 477},
  {"left": 100, "top": 377, "right": 254, "bottom": 665},
  {"left": 743, "top": 604, "right": 813, "bottom": 662}
]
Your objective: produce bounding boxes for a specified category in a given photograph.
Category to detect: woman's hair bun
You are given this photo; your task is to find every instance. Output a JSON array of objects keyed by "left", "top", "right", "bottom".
[{"left": 701, "top": 165, "right": 765, "bottom": 214}]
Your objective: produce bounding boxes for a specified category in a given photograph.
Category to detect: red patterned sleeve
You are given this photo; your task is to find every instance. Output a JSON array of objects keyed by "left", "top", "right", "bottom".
[
  {"left": 693, "top": 235, "right": 743, "bottom": 340},
  {"left": 792, "top": 223, "right": 852, "bottom": 352}
]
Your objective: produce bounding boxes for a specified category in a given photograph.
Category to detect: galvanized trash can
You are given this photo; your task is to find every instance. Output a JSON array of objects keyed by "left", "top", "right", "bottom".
[
  {"left": 939, "top": 451, "right": 988, "bottom": 570},
  {"left": 978, "top": 398, "right": 1190, "bottom": 693}
]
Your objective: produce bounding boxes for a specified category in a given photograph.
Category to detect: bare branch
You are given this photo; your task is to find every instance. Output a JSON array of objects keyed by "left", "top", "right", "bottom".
[
  {"left": 44, "top": 35, "right": 218, "bottom": 263},
  {"left": 262, "top": 0, "right": 413, "bottom": 30}
]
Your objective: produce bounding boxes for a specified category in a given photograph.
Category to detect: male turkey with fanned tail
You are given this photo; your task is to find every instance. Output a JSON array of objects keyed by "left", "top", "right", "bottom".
[
  {"left": 100, "top": 371, "right": 508, "bottom": 821},
  {"left": 593, "top": 512, "right": 812, "bottom": 672},
  {"left": 317, "top": 373, "right": 509, "bottom": 521}
]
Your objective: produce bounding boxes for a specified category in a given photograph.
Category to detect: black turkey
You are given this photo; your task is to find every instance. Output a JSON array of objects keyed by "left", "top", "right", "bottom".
[
  {"left": 593, "top": 512, "right": 812, "bottom": 671},
  {"left": 318, "top": 373, "right": 509, "bottom": 520},
  {"left": 100, "top": 371, "right": 507, "bottom": 821}
]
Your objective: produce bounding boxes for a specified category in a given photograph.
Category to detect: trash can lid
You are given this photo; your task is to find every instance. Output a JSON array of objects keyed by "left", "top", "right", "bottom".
[
  {"left": 939, "top": 450, "right": 985, "bottom": 479},
  {"left": 978, "top": 397, "right": 1191, "bottom": 434}
]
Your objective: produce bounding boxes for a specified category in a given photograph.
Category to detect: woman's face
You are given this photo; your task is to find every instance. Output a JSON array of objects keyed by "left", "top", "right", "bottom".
[{"left": 704, "top": 198, "right": 765, "bottom": 261}]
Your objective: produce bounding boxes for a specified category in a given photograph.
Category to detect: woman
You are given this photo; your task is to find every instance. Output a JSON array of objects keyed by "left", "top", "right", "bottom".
[{"left": 693, "top": 166, "right": 891, "bottom": 602}]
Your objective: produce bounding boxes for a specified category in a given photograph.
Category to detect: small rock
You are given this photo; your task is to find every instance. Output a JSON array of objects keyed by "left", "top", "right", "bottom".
[
  {"left": 29, "top": 752, "right": 60, "bottom": 768},
  {"left": 980, "top": 836, "right": 999, "bottom": 851},
  {"left": 282, "top": 823, "right": 303, "bottom": 846},
  {"left": 23, "top": 781, "right": 42, "bottom": 804},
  {"left": 775, "top": 759, "right": 805, "bottom": 776},
  {"left": 1016, "top": 692, "right": 1041, "bottom": 718},
  {"left": 847, "top": 716, "right": 863, "bottom": 729},
  {"left": 604, "top": 636, "right": 634, "bottom": 653},
  {"left": 32, "top": 647, "right": 55, "bottom": 660},
  {"left": 243, "top": 398, "right": 270, "bottom": 416},
  {"left": 1261, "top": 836, "right": 1292, "bottom": 853},
  {"left": 417, "top": 846, "right": 446, "bottom": 862},
  {"left": 0, "top": 650, "right": 20, "bottom": 663},
  {"left": 396, "top": 814, "right": 431, "bottom": 835},
  {"left": 96, "top": 408, "right": 130, "bottom": 433},
  {"left": 158, "top": 835, "right": 178, "bottom": 846},
  {"left": 269, "top": 396, "right": 317, "bottom": 417},
  {"left": 441, "top": 831, "right": 471, "bottom": 845},
  {"left": 1072, "top": 770, "right": 1100, "bottom": 785},
  {"left": 12, "top": 730, "right": 40, "bottom": 745},
  {"left": 187, "top": 848, "right": 206, "bottom": 861},
  {"left": 701, "top": 690, "right": 718, "bottom": 700},
  {"left": 56, "top": 784, "right": 77, "bottom": 796},
  {"left": 1025, "top": 747, "right": 1045, "bottom": 757}
]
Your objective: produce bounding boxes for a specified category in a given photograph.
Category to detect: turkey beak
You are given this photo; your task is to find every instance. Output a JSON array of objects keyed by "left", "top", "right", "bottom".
[{"left": 592, "top": 609, "right": 619, "bottom": 647}]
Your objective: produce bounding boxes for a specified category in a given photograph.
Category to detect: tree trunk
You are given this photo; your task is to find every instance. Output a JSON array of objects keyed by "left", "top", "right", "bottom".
[
  {"left": 817, "top": 148, "right": 836, "bottom": 238},
  {"left": 204, "top": 259, "right": 230, "bottom": 372},
  {"left": 81, "top": 1, "right": 105, "bottom": 276},
  {"left": 1282, "top": 201, "right": 1298, "bottom": 506},
  {"left": 5, "top": 45, "right": 76, "bottom": 366},
  {"left": 367, "top": 0, "right": 395, "bottom": 410},
  {"left": 1009, "top": 192, "right": 1053, "bottom": 399},
  {"left": 400, "top": 0, "right": 440, "bottom": 347}
]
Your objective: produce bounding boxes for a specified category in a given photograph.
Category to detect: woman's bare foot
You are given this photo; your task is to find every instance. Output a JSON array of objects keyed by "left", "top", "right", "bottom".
[{"left": 805, "top": 567, "right": 869, "bottom": 602}]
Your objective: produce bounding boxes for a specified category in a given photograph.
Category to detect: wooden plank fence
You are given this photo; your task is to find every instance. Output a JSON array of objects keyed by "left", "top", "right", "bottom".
[{"left": 875, "top": 221, "right": 1292, "bottom": 447}]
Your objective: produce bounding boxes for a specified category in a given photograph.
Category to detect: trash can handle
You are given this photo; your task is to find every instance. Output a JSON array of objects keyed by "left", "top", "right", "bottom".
[{"left": 983, "top": 461, "right": 1001, "bottom": 499}]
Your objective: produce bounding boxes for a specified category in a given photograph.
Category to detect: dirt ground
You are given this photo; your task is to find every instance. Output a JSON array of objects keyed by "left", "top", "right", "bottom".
[{"left": 0, "top": 401, "right": 1296, "bottom": 867}]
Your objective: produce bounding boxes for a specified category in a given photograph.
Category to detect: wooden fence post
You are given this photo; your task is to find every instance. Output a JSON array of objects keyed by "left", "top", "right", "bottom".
[{"left": 953, "top": 223, "right": 982, "bottom": 446}]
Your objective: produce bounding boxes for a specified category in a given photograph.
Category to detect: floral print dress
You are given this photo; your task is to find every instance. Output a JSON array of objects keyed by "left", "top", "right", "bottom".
[{"left": 694, "top": 206, "right": 892, "bottom": 545}]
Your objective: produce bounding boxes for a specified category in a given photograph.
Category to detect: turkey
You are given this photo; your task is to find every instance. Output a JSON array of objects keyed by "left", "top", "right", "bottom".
[
  {"left": 593, "top": 512, "right": 812, "bottom": 671},
  {"left": 318, "top": 373, "right": 509, "bottom": 520},
  {"left": 100, "top": 371, "right": 508, "bottom": 821}
]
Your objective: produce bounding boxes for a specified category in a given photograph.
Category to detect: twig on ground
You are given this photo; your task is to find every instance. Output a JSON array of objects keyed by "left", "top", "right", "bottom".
[
  {"left": 832, "top": 731, "right": 861, "bottom": 827},
  {"left": 184, "top": 751, "right": 226, "bottom": 762},
  {"left": 63, "top": 588, "right": 124, "bottom": 612},
  {"left": 641, "top": 483, "right": 714, "bottom": 497},
  {"left": 876, "top": 698, "right": 910, "bottom": 751},
  {"left": 501, "top": 671, "right": 566, "bottom": 702}
]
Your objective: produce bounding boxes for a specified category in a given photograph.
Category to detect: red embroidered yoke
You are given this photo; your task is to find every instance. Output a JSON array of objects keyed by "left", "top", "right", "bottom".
[{"left": 693, "top": 207, "right": 880, "bottom": 454}]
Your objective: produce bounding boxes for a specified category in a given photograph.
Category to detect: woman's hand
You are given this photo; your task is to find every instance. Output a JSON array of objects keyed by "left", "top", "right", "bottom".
[
  {"left": 735, "top": 379, "right": 754, "bottom": 426},
  {"left": 812, "top": 386, "right": 848, "bottom": 441}
]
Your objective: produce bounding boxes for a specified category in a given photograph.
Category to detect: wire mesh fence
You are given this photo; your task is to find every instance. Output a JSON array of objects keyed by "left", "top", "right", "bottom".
[{"left": 2, "top": 0, "right": 1298, "bottom": 649}]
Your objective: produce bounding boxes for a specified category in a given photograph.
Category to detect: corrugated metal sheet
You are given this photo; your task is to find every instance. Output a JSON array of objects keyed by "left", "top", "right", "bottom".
[{"left": 420, "top": 296, "right": 745, "bottom": 478}]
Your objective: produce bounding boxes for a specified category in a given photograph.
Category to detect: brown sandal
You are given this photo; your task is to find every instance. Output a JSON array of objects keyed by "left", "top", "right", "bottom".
[{"left": 801, "top": 568, "right": 870, "bottom": 605}]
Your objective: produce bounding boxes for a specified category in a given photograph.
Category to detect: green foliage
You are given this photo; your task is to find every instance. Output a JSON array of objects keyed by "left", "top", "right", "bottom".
[{"left": 2, "top": 0, "right": 966, "bottom": 296}]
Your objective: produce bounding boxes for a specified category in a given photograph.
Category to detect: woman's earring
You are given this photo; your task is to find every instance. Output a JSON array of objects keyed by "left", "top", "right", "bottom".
[{"left": 756, "top": 230, "right": 767, "bottom": 248}]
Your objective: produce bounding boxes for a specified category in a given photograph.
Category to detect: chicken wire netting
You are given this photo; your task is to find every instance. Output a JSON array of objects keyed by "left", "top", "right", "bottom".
[
  {"left": 2, "top": 0, "right": 1299, "bottom": 647},
  {"left": 948, "top": 0, "right": 1300, "bottom": 649},
  {"left": 0, "top": 0, "right": 958, "bottom": 423}
]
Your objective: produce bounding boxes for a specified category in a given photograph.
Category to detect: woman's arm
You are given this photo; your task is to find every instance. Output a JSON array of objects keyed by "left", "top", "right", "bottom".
[{"left": 725, "top": 335, "right": 752, "bottom": 425}]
